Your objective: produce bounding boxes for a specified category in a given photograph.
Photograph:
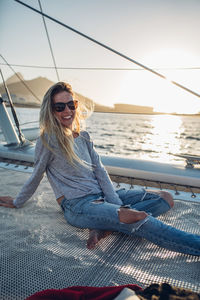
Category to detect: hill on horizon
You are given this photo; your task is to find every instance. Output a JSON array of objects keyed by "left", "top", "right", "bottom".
[
  {"left": 0, "top": 74, "right": 156, "bottom": 114},
  {"left": 5, "top": 72, "right": 25, "bottom": 85},
  {"left": 0, "top": 75, "right": 54, "bottom": 105},
  {"left": 0, "top": 74, "right": 94, "bottom": 108}
]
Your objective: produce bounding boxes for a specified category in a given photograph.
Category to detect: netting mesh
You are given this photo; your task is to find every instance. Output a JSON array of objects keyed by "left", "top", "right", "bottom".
[{"left": 0, "top": 169, "right": 200, "bottom": 299}]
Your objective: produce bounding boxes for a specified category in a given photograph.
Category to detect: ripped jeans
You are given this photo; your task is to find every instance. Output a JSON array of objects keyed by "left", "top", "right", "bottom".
[{"left": 61, "top": 188, "right": 200, "bottom": 256}]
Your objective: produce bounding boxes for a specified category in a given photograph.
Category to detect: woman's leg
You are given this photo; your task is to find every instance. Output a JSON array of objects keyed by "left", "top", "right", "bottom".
[
  {"left": 62, "top": 195, "right": 200, "bottom": 255},
  {"left": 62, "top": 195, "right": 148, "bottom": 249},
  {"left": 87, "top": 206, "right": 200, "bottom": 255},
  {"left": 87, "top": 207, "right": 147, "bottom": 249},
  {"left": 117, "top": 190, "right": 200, "bottom": 255},
  {"left": 117, "top": 188, "right": 173, "bottom": 217},
  {"left": 88, "top": 188, "right": 174, "bottom": 249},
  {"left": 145, "top": 190, "right": 174, "bottom": 208},
  {"left": 104, "top": 206, "right": 200, "bottom": 256},
  {"left": 134, "top": 215, "right": 200, "bottom": 256}
]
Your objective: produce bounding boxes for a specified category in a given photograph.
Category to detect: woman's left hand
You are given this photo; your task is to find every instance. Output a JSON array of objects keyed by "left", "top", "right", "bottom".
[{"left": 0, "top": 196, "right": 16, "bottom": 208}]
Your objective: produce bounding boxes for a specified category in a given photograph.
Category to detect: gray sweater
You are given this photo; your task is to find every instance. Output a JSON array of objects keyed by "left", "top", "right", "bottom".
[{"left": 13, "top": 131, "right": 122, "bottom": 208}]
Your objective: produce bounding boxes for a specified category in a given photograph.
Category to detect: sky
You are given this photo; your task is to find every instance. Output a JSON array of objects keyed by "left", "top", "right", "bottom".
[{"left": 0, "top": 0, "right": 200, "bottom": 114}]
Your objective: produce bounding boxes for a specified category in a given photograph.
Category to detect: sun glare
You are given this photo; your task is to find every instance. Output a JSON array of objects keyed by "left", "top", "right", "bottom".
[
  {"left": 144, "top": 48, "right": 197, "bottom": 68},
  {"left": 142, "top": 115, "right": 183, "bottom": 163},
  {"left": 119, "top": 49, "right": 200, "bottom": 114}
]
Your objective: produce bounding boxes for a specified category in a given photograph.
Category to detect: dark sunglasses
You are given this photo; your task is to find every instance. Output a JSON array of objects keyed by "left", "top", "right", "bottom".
[{"left": 53, "top": 100, "right": 78, "bottom": 112}]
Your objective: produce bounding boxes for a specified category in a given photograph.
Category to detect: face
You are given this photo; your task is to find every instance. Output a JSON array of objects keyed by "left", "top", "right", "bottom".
[{"left": 53, "top": 91, "right": 77, "bottom": 129}]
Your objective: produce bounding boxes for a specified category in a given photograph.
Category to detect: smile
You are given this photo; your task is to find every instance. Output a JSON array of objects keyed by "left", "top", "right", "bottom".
[{"left": 63, "top": 116, "right": 72, "bottom": 119}]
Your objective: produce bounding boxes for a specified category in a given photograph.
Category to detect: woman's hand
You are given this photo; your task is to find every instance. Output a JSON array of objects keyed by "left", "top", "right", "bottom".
[{"left": 0, "top": 196, "right": 16, "bottom": 208}]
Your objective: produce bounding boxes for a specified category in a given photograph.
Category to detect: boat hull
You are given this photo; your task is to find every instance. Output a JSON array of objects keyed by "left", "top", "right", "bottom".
[{"left": 0, "top": 142, "right": 199, "bottom": 188}]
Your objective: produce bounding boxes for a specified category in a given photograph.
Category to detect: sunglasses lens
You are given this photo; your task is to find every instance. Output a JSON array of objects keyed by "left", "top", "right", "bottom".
[
  {"left": 54, "top": 103, "right": 66, "bottom": 112},
  {"left": 53, "top": 101, "right": 78, "bottom": 112},
  {"left": 67, "top": 101, "right": 76, "bottom": 110}
]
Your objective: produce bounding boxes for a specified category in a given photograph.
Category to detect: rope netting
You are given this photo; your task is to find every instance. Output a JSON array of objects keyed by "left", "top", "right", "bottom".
[{"left": 0, "top": 169, "right": 200, "bottom": 299}]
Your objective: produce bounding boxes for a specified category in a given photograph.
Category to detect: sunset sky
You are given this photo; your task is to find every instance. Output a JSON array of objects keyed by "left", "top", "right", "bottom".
[{"left": 1, "top": 0, "right": 200, "bottom": 113}]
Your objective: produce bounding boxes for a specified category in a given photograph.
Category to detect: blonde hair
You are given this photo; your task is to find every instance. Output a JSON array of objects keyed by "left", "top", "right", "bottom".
[{"left": 39, "top": 82, "right": 92, "bottom": 166}]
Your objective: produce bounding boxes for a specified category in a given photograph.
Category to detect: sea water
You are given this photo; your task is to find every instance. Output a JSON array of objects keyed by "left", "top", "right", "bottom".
[{"left": 7, "top": 107, "right": 200, "bottom": 164}]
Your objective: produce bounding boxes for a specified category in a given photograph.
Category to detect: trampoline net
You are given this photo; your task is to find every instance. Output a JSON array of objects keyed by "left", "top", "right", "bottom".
[{"left": 0, "top": 169, "right": 200, "bottom": 300}]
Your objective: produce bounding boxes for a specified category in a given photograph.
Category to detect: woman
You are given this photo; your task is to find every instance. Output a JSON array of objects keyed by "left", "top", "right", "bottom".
[{"left": 0, "top": 82, "right": 199, "bottom": 254}]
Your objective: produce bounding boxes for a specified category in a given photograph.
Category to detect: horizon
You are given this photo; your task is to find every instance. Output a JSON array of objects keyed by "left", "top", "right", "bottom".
[
  {"left": 1, "top": 0, "right": 200, "bottom": 114},
  {"left": 2, "top": 72, "right": 200, "bottom": 115}
]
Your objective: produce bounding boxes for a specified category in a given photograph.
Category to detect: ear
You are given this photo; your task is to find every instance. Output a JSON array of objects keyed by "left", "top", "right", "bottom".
[{"left": 74, "top": 100, "right": 78, "bottom": 109}]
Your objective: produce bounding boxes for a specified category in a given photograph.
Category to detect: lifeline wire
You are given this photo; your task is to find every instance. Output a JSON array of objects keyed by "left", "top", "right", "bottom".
[
  {"left": 14, "top": 0, "right": 200, "bottom": 99},
  {"left": 1, "top": 62, "right": 200, "bottom": 71}
]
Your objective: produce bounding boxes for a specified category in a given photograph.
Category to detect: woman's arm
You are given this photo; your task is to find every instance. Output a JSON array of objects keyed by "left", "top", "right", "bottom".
[
  {"left": 1, "top": 137, "right": 53, "bottom": 208},
  {"left": 85, "top": 132, "right": 122, "bottom": 205}
]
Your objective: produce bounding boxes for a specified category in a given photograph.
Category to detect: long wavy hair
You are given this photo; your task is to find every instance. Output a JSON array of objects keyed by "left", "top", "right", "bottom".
[{"left": 39, "top": 82, "right": 90, "bottom": 166}]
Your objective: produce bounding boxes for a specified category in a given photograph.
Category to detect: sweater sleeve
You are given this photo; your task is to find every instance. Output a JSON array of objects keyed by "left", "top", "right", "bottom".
[
  {"left": 85, "top": 132, "right": 122, "bottom": 205},
  {"left": 13, "top": 137, "right": 53, "bottom": 208}
]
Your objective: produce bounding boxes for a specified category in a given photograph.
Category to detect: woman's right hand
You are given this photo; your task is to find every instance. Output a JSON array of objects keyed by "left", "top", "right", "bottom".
[{"left": 0, "top": 196, "right": 16, "bottom": 208}]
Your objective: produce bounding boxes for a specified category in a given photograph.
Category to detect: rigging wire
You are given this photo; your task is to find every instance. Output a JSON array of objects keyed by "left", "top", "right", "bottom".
[
  {"left": 38, "top": 0, "right": 60, "bottom": 81},
  {"left": 0, "top": 54, "right": 41, "bottom": 103},
  {"left": 1, "top": 62, "right": 200, "bottom": 71},
  {"left": 0, "top": 68, "right": 25, "bottom": 145},
  {"left": 14, "top": 0, "right": 200, "bottom": 99}
]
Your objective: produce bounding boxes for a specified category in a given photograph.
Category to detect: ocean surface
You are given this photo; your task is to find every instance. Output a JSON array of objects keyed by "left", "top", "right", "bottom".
[{"left": 6, "top": 107, "right": 200, "bottom": 165}]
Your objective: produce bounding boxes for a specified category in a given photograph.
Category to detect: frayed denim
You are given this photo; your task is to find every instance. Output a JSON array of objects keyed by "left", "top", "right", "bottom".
[{"left": 61, "top": 188, "right": 200, "bottom": 256}]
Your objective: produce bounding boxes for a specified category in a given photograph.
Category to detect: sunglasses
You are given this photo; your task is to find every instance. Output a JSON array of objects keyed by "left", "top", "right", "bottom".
[{"left": 53, "top": 100, "right": 78, "bottom": 112}]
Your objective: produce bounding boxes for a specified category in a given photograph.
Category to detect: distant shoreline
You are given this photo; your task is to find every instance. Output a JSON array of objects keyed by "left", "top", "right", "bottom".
[
  {"left": 7, "top": 103, "right": 200, "bottom": 117},
  {"left": 94, "top": 111, "right": 200, "bottom": 117}
]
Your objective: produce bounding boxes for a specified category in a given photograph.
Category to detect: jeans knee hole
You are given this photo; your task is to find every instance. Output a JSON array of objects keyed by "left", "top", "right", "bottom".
[{"left": 92, "top": 199, "right": 104, "bottom": 204}]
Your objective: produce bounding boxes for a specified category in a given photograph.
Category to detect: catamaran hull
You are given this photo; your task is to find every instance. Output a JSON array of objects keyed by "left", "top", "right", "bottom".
[
  {"left": 0, "top": 143, "right": 199, "bottom": 188},
  {"left": 0, "top": 143, "right": 35, "bottom": 163},
  {"left": 102, "top": 156, "right": 200, "bottom": 188},
  {"left": 0, "top": 127, "right": 39, "bottom": 142}
]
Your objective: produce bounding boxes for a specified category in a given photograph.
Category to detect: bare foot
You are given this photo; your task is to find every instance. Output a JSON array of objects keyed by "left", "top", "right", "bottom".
[{"left": 87, "top": 230, "right": 111, "bottom": 250}]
